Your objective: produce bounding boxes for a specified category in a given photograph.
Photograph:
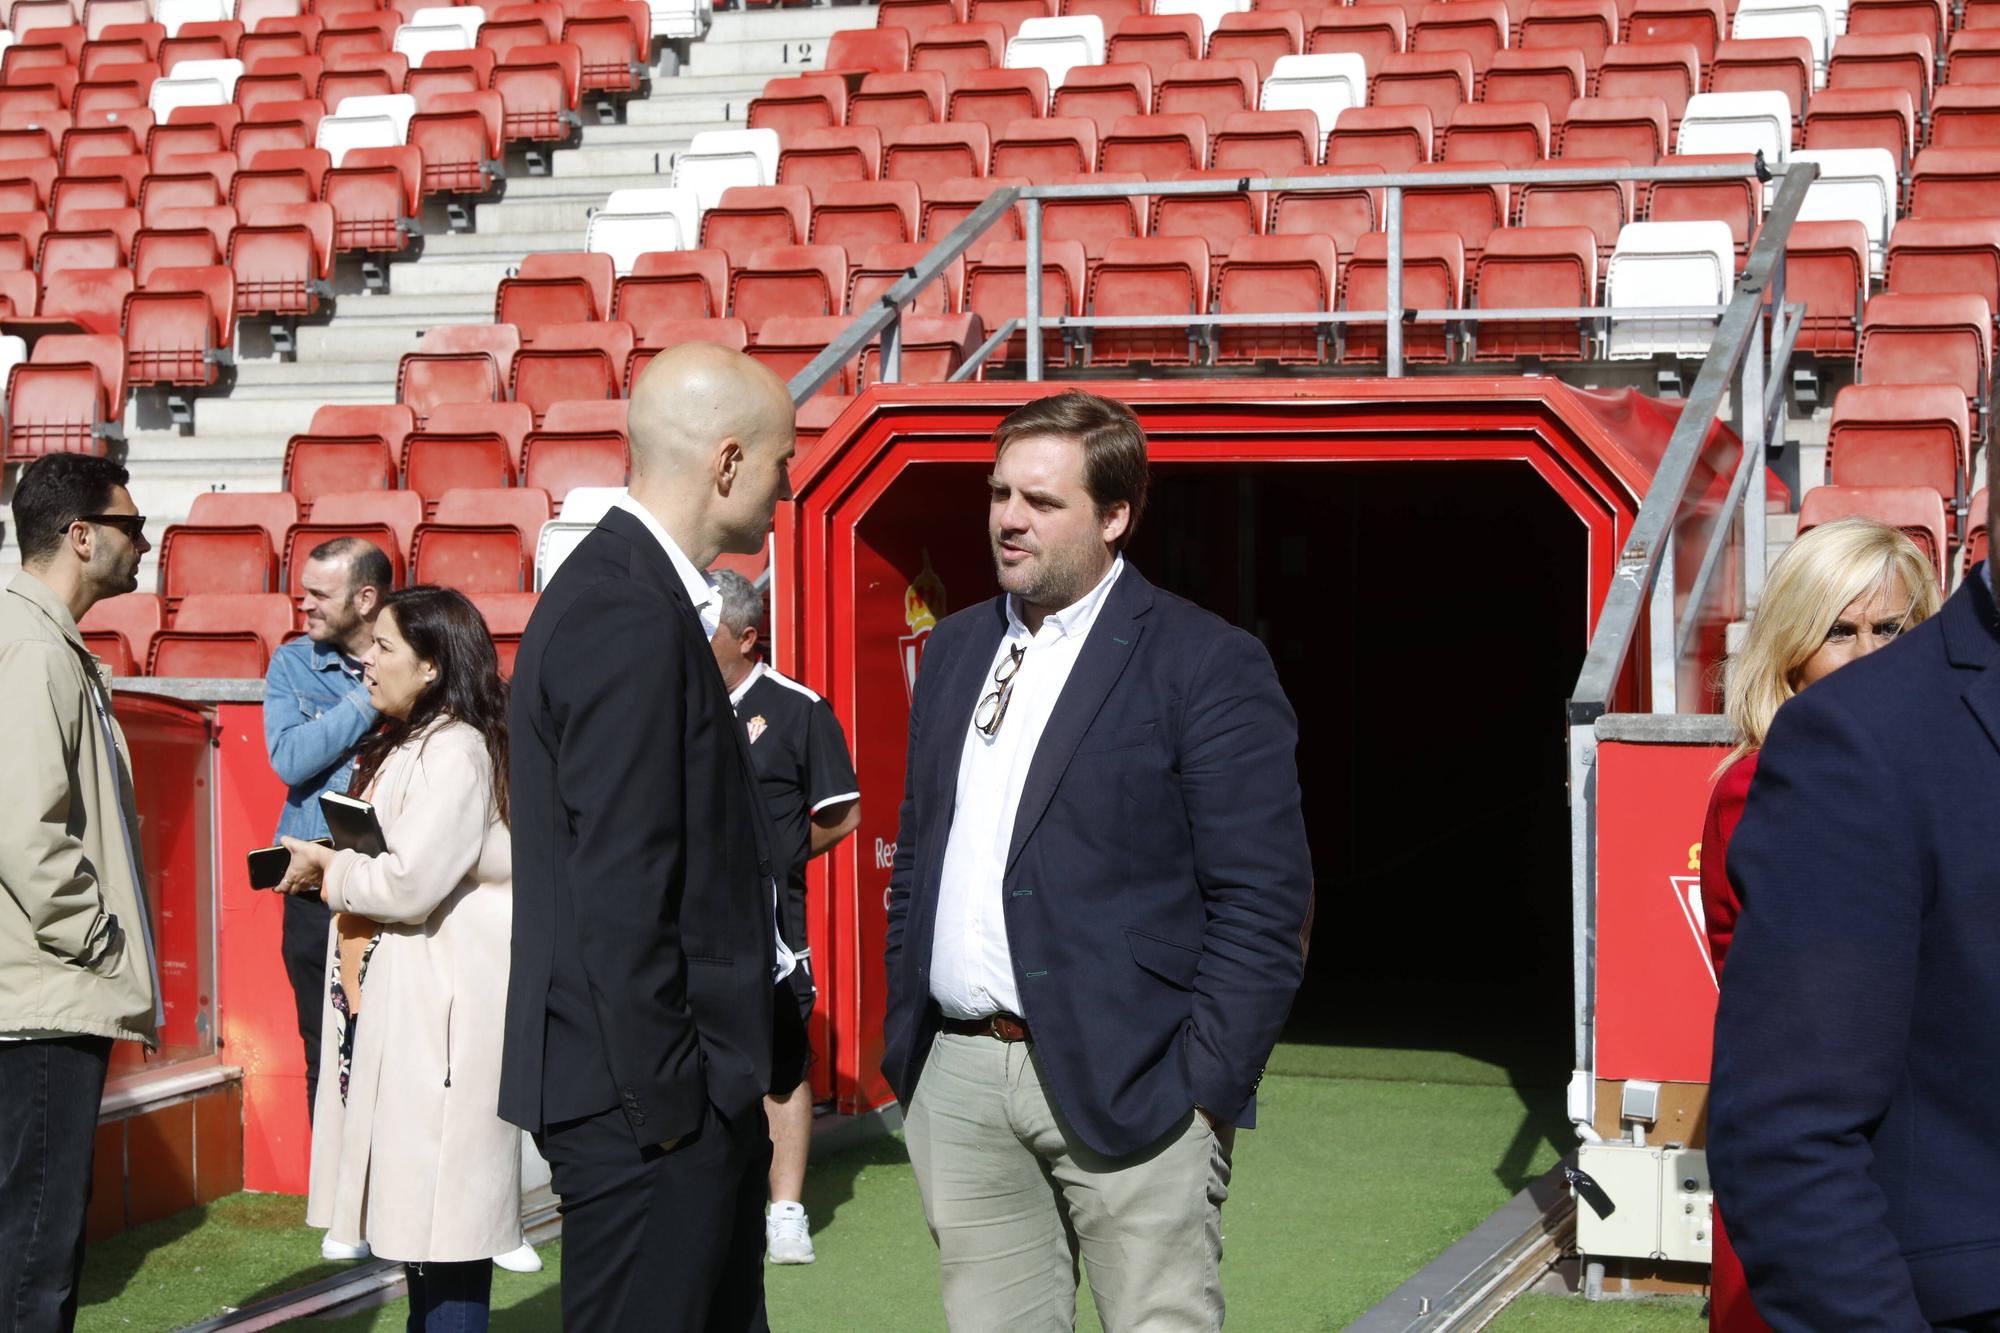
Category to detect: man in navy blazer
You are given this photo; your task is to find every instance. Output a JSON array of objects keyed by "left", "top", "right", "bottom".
[
  {"left": 1711, "top": 531, "right": 2000, "bottom": 1330},
  {"left": 882, "top": 391, "right": 1314, "bottom": 1330}
]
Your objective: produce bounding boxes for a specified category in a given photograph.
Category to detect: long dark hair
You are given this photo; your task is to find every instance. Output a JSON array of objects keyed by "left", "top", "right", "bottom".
[{"left": 349, "top": 586, "right": 511, "bottom": 826}]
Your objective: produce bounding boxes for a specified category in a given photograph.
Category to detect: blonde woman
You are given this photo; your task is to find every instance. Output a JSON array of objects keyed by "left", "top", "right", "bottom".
[{"left": 1700, "top": 516, "right": 1938, "bottom": 1333}]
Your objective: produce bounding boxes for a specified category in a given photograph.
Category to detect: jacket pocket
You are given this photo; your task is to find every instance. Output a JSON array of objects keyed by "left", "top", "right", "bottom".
[
  {"left": 1075, "top": 721, "right": 1158, "bottom": 756},
  {"left": 1125, "top": 927, "right": 1201, "bottom": 990}
]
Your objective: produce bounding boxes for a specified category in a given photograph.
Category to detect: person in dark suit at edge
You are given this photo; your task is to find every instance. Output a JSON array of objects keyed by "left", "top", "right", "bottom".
[
  {"left": 500, "top": 342, "right": 805, "bottom": 1332},
  {"left": 882, "top": 390, "right": 1316, "bottom": 1330},
  {"left": 1710, "top": 468, "right": 2000, "bottom": 1331}
]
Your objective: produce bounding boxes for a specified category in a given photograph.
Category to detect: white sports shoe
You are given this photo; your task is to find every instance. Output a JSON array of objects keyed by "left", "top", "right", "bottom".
[
  {"left": 321, "top": 1235, "right": 371, "bottom": 1262},
  {"left": 765, "top": 1202, "right": 815, "bottom": 1265},
  {"left": 494, "top": 1242, "right": 543, "bottom": 1273}
]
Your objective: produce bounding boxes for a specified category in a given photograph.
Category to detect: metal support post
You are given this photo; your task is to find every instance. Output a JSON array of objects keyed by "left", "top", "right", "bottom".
[
  {"left": 1648, "top": 532, "right": 1677, "bottom": 713},
  {"left": 1384, "top": 186, "right": 1404, "bottom": 378},
  {"left": 881, "top": 308, "right": 902, "bottom": 384},
  {"left": 1743, "top": 307, "right": 1768, "bottom": 611},
  {"left": 1024, "top": 197, "right": 1044, "bottom": 382}
]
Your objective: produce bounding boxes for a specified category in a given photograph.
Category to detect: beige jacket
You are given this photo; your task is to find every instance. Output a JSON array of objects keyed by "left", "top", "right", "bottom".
[
  {"left": 306, "top": 719, "right": 522, "bottom": 1263},
  {"left": 0, "top": 572, "right": 158, "bottom": 1044}
]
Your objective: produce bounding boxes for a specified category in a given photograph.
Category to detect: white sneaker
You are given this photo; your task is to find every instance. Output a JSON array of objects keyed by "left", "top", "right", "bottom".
[
  {"left": 765, "top": 1202, "right": 815, "bottom": 1265},
  {"left": 494, "top": 1242, "right": 543, "bottom": 1273},
  {"left": 321, "top": 1235, "right": 371, "bottom": 1262}
]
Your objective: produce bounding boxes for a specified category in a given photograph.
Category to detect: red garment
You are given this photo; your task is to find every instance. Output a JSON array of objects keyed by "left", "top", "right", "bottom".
[{"left": 1700, "top": 752, "right": 1771, "bottom": 1333}]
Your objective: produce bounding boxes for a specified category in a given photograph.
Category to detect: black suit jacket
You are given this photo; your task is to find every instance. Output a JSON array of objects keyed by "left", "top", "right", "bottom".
[
  {"left": 881, "top": 563, "right": 1314, "bottom": 1159},
  {"left": 500, "top": 507, "right": 778, "bottom": 1146},
  {"left": 1711, "top": 569, "right": 2000, "bottom": 1329}
]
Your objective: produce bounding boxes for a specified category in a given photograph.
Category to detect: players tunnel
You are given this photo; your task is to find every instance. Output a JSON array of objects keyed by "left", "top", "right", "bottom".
[{"left": 772, "top": 380, "right": 1744, "bottom": 1113}]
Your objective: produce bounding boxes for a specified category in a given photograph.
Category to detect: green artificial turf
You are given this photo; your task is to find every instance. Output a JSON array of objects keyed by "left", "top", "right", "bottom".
[
  {"left": 79, "top": 1040, "right": 1593, "bottom": 1332},
  {"left": 1489, "top": 1294, "right": 1708, "bottom": 1330}
]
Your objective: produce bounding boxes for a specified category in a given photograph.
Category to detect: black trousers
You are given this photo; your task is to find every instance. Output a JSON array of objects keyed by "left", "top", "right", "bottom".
[
  {"left": 282, "top": 893, "right": 332, "bottom": 1119},
  {"left": 0, "top": 1035, "right": 113, "bottom": 1333},
  {"left": 538, "top": 1097, "right": 772, "bottom": 1333}
]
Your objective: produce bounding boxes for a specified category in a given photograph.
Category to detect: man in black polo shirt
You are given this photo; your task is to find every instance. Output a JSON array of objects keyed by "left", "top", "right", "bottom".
[{"left": 708, "top": 569, "right": 861, "bottom": 1267}]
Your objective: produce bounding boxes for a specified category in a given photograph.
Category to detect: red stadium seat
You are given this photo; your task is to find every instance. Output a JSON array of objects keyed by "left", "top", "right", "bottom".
[
  {"left": 1519, "top": 0, "right": 1616, "bottom": 67},
  {"left": 159, "top": 523, "right": 280, "bottom": 607},
  {"left": 883, "top": 121, "right": 988, "bottom": 180},
  {"left": 728, "top": 244, "right": 848, "bottom": 335},
  {"left": 39, "top": 225, "right": 125, "bottom": 272},
  {"left": 42, "top": 265, "right": 133, "bottom": 336},
  {"left": 1051, "top": 62, "right": 1150, "bottom": 138},
  {"left": 1043, "top": 169, "right": 1145, "bottom": 266},
  {"left": 990, "top": 115, "right": 1097, "bottom": 178},
  {"left": 1517, "top": 156, "right": 1632, "bottom": 265},
  {"left": 968, "top": 0, "right": 1052, "bottom": 39},
  {"left": 700, "top": 182, "right": 811, "bottom": 254},
  {"left": 1648, "top": 154, "right": 1761, "bottom": 261},
  {"left": 963, "top": 236, "right": 1086, "bottom": 369},
  {"left": 856, "top": 311, "right": 984, "bottom": 386},
  {"left": 231, "top": 108, "right": 319, "bottom": 170},
  {"left": 1970, "top": 489, "right": 1992, "bottom": 572},
  {"left": 1442, "top": 100, "right": 1549, "bottom": 167},
  {"left": 405, "top": 48, "right": 496, "bottom": 102},
  {"left": 134, "top": 204, "right": 231, "bottom": 277},
  {"left": 180, "top": 492, "right": 297, "bottom": 563},
  {"left": 493, "top": 43, "right": 582, "bottom": 145},
  {"left": 1344, "top": 228, "right": 1464, "bottom": 362},
  {"left": 402, "top": 429, "right": 514, "bottom": 513},
  {"left": 810, "top": 179, "right": 920, "bottom": 251},
  {"left": 320, "top": 54, "right": 408, "bottom": 112},
  {"left": 1595, "top": 41, "right": 1700, "bottom": 129},
  {"left": 1371, "top": 51, "right": 1474, "bottom": 149},
  {"left": 4, "top": 350, "right": 116, "bottom": 463},
  {"left": 1804, "top": 86, "right": 1917, "bottom": 171},
  {"left": 522, "top": 422, "right": 628, "bottom": 505},
  {"left": 945, "top": 66, "right": 1047, "bottom": 137},
  {"left": 1107, "top": 14, "right": 1204, "bottom": 82},
  {"left": 1858, "top": 292, "right": 1993, "bottom": 416},
  {"left": 910, "top": 21, "right": 1006, "bottom": 90},
  {"left": 1829, "top": 34, "right": 1933, "bottom": 118},
  {"left": 411, "top": 518, "right": 530, "bottom": 593},
  {"left": 1886, "top": 218, "right": 2000, "bottom": 319},
  {"left": 561, "top": 0, "right": 650, "bottom": 99},
  {"left": 1625, "top": 0, "right": 1723, "bottom": 64},
  {"left": 1711, "top": 39, "right": 1814, "bottom": 128},
  {"left": 625, "top": 318, "right": 751, "bottom": 383},
  {"left": 1208, "top": 108, "right": 1318, "bottom": 173},
  {"left": 1930, "top": 87, "right": 2000, "bottom": 152},
  {"left": 173, "top": 592, "right": 297, "bottom": 656},
  {"left": 1947, "top": 30, "right": 2000, "bottom": 88},
  {"left": 776, "top": 125, "right": 883, "bottom": 190},
  {"left": 122, "top": 264, "right": 232, "bottom": 389},
  {"left": 0, "top": 265, "right": 39, "bottom": 317},
  {"left": 1307, "top": 5, "right": 1406, "bottom": 72},
  {"left": 425, "top": 401, "right": 533, "bottom": 472},
  {"left": 1269, "top": 162, "right": 1381, "bottom": 255},
  {"left": 1797, "top": 484, "right": 1948, "bottom": 585},
  {"left": 612, "top": 248, "right": 731, "bottom": 324},
  {"left": 1155, "top": 58, "right": 1259, "bottom": 124},
  {"left": 407, "top": 90, "right": 503, "bottom": 196},
  {"left": 81, "top": 630, "right": 138, "bottom": 674},
  {"left": 397, "top": 324, "right": 521, "bottom": 424},
  {"left": 228, "top": 199, "right": 333, "bottom": 317},
  {"left": 539, "top": 399, "right": 628, "bottom": 436},
  {"left": 1483, "top": 47, "right": 1587, "bottom": 128},
  {"left": 79, "top": 591, "right": 163, "bottom": 671},
  {"left": 1099, "top": 111, "right": 1206, "bottom": 174},
  {"left": 436, "top": 486, "right": 551, "bottom": 553},
  {"left": 918, "top": 173, "right": 1028, "bottom": 253},
  {"left": 509, "top": 320, "right": 634, "bottom": 419},
  {"left": 877, "top": 0, "right": 959, "bottom": 23},
  {"left": 745, "top": 313, "right": 853, "bottom": 392},
  {"left": 847, "top": 69, "right": 947, "bottom": 136},
  {"left": 847, "top": 240, "right": 963, "bottom": 314},
  {"left": 496, "top": 250, "right": 616, "bottom": 336},
  {"left": 1473, "top": 224, "right": 1597, "bottom": 360},
  {"left": 286, "top": 436, "right": 398, "bottom": 512},
  {"left": 1559, "top": 96, "right": 1669, "bottom": 164},
  {"left": 307, "top": 403, "right": 416, "bottom": 456},
  {"left": 324, "top": 143, "right": 420, "bottom": 254},
  {"left": 748, "top": 73, "right": 849, "bottom": 136},
  {"left": 826, "top": 26, "right": 912, "bottom": 78},
  {"left": 232, "top": 147, "right": 330, "bottom": 214},
  {"left": 1909, "top": 148, "right": 2000, "bottom": 220},
  {"left": 479, "top": 17, "right": 556, "bottom": 64},
  {"left": 1150, "top": 168, "right": 1265, "bottom": 253},
  {"left": 1212, "top": 231, "right": 1336, "bottom": 365},
  {"left": 1410, "top": 0, "right": 1508, "bottom": 72},
  {"left": 1828, "top": 384, "right": 1969, "bottom": 510},
  {"left": 1843, "top": 0, "right": 1944, "bottom": 43},
  {"left": 1209, "top": 11, "right": 1304, "bottom": 79},
  {"left": 1402, "top": 161, "right": 1508, "bottom": 271},
  {"left": 299, "top": 488, "right": 420, "bottom": 561},
  {"left": 147, "top": 628, "right": 267, "bottom": 677},
  {"left": 1326, "top": 103, "right": 1432, "bottom": 167}
]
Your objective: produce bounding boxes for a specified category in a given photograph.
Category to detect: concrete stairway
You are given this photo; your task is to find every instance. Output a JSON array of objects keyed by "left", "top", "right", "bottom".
[{"left": 0, "top": 4, "right": 877, "bottom": 581}]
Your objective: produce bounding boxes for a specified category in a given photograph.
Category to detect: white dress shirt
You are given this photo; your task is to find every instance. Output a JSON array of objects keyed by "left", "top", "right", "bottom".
[
  {"left": 609, "top": 495, "right": 793, "bottom": 981},
  {"left": 930, "top": 555, "right": 1125, "bottom": 1020}
]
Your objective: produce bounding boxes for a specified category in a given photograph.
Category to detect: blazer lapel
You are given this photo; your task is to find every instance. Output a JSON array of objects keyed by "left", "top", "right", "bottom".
[
  {"left": 1949, "top": 569, "right": 2000, "bottom": 755},
  {"left": 1004, "top": 567, "right": 1154, "bottom": 873}
]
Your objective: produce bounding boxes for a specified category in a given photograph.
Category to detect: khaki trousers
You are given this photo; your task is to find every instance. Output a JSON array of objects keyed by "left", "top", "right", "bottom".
[{"left": 905, "top": 1032, "right": 1234, "bottom": 1333}]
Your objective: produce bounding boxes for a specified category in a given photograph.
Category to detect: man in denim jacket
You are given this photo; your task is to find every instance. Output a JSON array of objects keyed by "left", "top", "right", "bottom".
[{"left": 263, "top": 537, "right": 390, "bottom": 1121}]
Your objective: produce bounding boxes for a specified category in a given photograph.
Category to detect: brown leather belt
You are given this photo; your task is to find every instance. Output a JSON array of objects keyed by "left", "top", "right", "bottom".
[{"left": 941, "top": 1013, "right": 1032, "bottom": 1042}]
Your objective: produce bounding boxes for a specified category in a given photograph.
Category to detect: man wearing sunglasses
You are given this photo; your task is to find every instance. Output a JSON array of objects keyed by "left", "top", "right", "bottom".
[
  {"left": 0, "top": 453, "right": 160, "bottom": 1332},
  {"left": 882, "top": 392, "right": 1314, "bottom": 1330}
]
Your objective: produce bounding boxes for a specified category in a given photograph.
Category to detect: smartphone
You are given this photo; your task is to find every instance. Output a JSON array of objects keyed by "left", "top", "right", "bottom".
[{"left": 247, "top": 839, "right": 330, "bottom": 890}]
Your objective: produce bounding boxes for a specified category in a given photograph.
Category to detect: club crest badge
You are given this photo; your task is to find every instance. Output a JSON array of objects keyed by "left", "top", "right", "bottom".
[
  {"left": 900, "top": 550, "right": 947, "bottom": 703},
  {"left": 746, "top": 715, "right": 768, "bottom": 744}
]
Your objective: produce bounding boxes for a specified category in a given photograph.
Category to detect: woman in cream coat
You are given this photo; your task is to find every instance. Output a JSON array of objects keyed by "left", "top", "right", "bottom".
[{"left": 280, "top": 585, "right": 522, "bottom": 1331}]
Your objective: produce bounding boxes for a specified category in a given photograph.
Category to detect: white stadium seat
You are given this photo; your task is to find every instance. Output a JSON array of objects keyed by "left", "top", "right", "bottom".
[
  {"left": 148, "top": 58, "right": 242, "bottom": 119},
  {"left": 316, "top": 93, "right": 418, "bottom": 166},
  {"left": 671, "top": 127, "right": 780, "bottom": 213},
  {"left": 1606, "top": 220, "right": 1737, "bottom": 359},
  {"left": 1732, "top": 0, "right": 1841, "bottom": 85},
  {"left": 0, "top": 335, "right": 27, "bottom": 391},
  {"left": 586, "top": 187, "right": 703, "bottom": 273},
  {"left": 1678, "top": 90, "right": 1792, "bottom": 161},
  {"left": 1154, "top": 0, "right": 1251, "bottom": 38},
  {"left": 536, "top": 487, "right": 629, "bottom": 588},
  {"left": 1004, "top": 16, "right": 1106, "bottom": 95},
  {"left": 1261, "top": 53, "right": 1369, "bottom": 148},
  {"left": 156, "top": 0, "right": 228, "bottom": 37},
  {"left": 645, "top": 0, "right": 710, "bottom": 39},
  {"left": 395, "top": 6, "right": 487, "bottom": 63},
  {"left": 1792, "top": 147, "right": 1897, "bottom": 277}
]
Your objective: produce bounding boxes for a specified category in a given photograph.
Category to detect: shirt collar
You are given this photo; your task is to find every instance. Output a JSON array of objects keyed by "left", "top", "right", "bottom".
[
  {"left": 729, "top": 659, "right": 767, "bottom": 707},
  {"left": 1006, "top": 554, "right": 1125, "bottom": 641},
  {"left": 613, "top": 493, "right": 719, "bottom": 635},
  {"left": 8, "top": 570, "right": 84, "bottom": 650}
]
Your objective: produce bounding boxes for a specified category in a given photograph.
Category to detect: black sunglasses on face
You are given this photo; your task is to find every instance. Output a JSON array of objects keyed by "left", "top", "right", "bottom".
[{"left": 79, "top": 514, "right": 147, "bottom": 540}]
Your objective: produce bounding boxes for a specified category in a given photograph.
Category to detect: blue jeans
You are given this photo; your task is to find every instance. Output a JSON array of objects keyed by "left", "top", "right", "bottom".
[
  {"left": 0, "top": 1035, "right": 113, "bottom": 1333},
  {"left": 404, "top": 1259, "right": 491, "bottom": 1333}
]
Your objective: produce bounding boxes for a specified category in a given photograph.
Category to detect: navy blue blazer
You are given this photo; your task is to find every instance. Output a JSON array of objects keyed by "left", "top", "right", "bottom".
[
  {"left": 1712, "top": 569, "right": 2000, "bottom": 1330},
  {"left": 881, "top": 562, "right": 1315, "bottom": 1159}
]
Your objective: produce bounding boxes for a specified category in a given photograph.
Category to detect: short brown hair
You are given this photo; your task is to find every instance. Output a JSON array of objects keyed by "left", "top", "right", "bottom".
[{"left": 993, "top": 391, "right": 1150, "bottom": 549}]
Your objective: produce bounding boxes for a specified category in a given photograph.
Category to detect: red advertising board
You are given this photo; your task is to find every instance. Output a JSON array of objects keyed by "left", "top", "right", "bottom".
[{"left": 1594, "top": 738, "right": 1733, "bottom": 1083}]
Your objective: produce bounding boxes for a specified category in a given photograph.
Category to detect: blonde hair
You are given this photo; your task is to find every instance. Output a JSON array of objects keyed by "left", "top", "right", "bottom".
[{"left": 1721, "top": 517, "right": 1940, "bottom": 769}]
